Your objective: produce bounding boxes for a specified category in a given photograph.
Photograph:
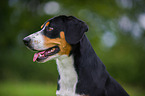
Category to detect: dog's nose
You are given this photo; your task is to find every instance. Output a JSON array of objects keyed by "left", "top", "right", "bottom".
[{"left": 23, "top": 37, "right": 31, "bottom": 46}]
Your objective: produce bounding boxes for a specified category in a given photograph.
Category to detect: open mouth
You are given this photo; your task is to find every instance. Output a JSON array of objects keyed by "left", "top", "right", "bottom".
[{"left": 33, "top": 46, "right": 60, "bottom": 62}]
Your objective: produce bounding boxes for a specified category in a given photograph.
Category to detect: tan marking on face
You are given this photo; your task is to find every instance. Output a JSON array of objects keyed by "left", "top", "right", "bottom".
[
  {"left": 43, "top": 31, "right": 71, "bottom": 56},
  {"left": 41, "top": 22, "right": 50, "bottom": 29},
  {"left": 45, "top": 22, "right": 50, "bottom": 26},
  {"left": 41, "top": 24, "right": 44, "bottom": 29}
]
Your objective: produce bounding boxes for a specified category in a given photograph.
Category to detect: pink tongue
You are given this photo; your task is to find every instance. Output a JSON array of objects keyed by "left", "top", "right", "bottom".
[
  {"left": 33, "top": 53, "right": 39, "bottom": 62},
  {"left": 33, "top": 51, "right": 45, "bottom": 62}
]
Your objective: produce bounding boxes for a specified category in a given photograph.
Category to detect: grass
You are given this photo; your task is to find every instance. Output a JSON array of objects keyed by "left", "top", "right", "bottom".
[
  {"left": 0, "top": 81, "right": 56, "bottom": 96},
  {"left": 0, "top": 81, "right": 144, "bottom": 96}
]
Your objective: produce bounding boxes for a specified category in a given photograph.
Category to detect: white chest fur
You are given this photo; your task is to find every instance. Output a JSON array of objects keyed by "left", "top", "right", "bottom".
[{"left": 56, "top": 55, "right": 79, "bottom": 96}]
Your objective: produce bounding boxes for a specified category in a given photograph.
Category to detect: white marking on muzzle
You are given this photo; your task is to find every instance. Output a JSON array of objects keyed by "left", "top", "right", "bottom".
[{"left": 27, "top": 28, "right": 46, "bottom": 50}]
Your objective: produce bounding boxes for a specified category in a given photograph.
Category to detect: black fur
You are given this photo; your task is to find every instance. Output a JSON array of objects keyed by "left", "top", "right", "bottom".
[
  {"left": 65, "top": 16, "right": 88, "bottom": 44},
  {"left": 42, "top": 15, "right": 88, "bottom": 44},
  {"left": 49, "top": 15, "right": 129, "bottom": 96},
  {"left": 72, "top": 35, "right": 129, "bottom": 96}
]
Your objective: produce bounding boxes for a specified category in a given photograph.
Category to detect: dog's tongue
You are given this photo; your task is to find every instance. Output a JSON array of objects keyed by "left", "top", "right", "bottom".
[
  {"left": 33, "top": 51, "right": 45, "bottom": 62},
  {"left": 33, "top": 53, "right": 39, "bottom": 62}
]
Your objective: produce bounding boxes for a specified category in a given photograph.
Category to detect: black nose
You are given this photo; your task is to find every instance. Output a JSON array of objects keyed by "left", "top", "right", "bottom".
[{"left": 23, "top": 37, "right": 31, "bottom": 46}]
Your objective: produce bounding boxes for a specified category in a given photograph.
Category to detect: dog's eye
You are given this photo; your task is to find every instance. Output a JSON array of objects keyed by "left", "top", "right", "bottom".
[{"left": 47, "top": 27, "right": 53, "bottom": 31}]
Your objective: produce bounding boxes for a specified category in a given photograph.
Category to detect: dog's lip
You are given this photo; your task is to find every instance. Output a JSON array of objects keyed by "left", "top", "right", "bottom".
[{"left": 33, "top": 46, "right": 60, "bottom": 62}]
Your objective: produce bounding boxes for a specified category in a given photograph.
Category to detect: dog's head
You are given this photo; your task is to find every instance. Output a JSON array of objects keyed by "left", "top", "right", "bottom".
[{"left": 23, "top": 15, "right": 88, "bottom": 63}]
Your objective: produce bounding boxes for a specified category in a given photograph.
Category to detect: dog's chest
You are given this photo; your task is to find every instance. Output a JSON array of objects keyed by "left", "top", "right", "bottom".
[{"left": 56, "top": 55, "right": 79, "bottom": 96}]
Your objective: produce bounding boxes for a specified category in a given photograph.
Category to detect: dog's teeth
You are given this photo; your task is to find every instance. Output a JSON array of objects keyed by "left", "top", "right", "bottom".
[
  {"left": 51, "top": 48, "right": 55, "bottom": 52},
  {"left": 48, "top": 51, "right": 51, "bottom": 53},
  {"left": 39, "top": 54, "right": 42, "bottom": 57}
]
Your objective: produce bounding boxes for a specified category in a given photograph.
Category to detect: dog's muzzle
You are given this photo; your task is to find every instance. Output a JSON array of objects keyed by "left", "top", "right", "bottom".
[{"left": 23, "top": 37, "right": 31, "bottom": 47}]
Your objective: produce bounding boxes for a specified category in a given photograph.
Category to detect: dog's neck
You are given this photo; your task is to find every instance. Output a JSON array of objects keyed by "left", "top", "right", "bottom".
[{"left": 56, "top": 55, "right": 78, "bottom": 96}]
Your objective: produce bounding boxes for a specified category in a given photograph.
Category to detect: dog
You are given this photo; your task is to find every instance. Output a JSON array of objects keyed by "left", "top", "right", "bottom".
[{"left": 23, "top": 15, "right": 129, "bottom": 96}]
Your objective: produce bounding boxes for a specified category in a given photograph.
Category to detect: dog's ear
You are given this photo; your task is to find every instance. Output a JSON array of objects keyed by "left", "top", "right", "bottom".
[{"left": 65, "top": 16, "right": 88, "bottom": 44}]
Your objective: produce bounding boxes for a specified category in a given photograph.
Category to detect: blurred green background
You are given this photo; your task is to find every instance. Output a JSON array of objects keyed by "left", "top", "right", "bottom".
[{"left": 0, "top": 0, "right": 145, "bottom": 96}]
